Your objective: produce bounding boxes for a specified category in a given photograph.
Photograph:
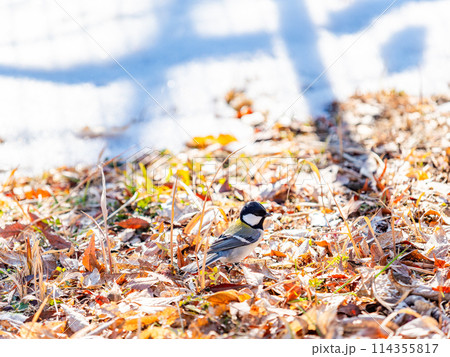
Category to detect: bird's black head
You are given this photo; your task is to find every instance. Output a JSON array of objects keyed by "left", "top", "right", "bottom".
[{"left": 240, "top": 201, "right": 270, "bottom": 229}]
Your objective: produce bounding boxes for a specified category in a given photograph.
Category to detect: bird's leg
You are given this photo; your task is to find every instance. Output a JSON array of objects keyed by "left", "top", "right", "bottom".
[
  {"left": 224, "top": 263, "right": 245, "bottom": 283},
  {"left": 224, "top": 263, "right": 238, "bottom": 274},
  {"left": 232, "top": 262, "right": 241, "bottom": 271}
]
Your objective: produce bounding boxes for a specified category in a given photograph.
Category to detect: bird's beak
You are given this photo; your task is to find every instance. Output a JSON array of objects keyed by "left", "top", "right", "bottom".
[{"left": 265, "top": 212, "right": 272, "bottom": 217}]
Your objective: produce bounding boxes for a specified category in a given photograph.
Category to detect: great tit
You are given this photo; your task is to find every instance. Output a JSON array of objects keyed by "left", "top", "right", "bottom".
[{"left": 182, "top": 201, "right": 271, "bottom": 274}]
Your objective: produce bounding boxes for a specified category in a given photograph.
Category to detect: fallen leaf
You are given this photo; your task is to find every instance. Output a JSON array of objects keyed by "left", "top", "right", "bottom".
[
  {"left": 208, "top": 283, "right": 250, "bottom": 292},
  {"left": 329, "top": 274, "right": 350, "bottom": 279},
  {"left": 206, "top": 290, "right": 250, "bottom": 305},
  {"left": 406, "top": 168, "right": 430, "bottom": 180},
  {"left": 95, "top": 295, "right": 110, "bottom": 306},
  {"left": 0, "top": 222, "right": 26, "bottom": 238},
  {"left": 264, "top": 249, "right": 287, "bottom": 258},
  {"left": 61, "top": 305, "right": 89, "bottom": 333},
  {"left": 24, "top": 188, "right": 52, "bottom": 200},
  {"left": 402, "top": 249, "right": 434, "bottom": 263},
  {"left": 186, "top": 134, "right": 237, "bottom": 149},
  {"left": 123, "top": 308, "right": 177, "bottom": 331},
  {"left": 42, "top": 230, "right": 71, "bottom": 250},
  {"left": 116, "top": 217, "right": 150, "bottom": 230},
  {"left": 433, "top": 253, "right": 448, "bottom": 269},
  {"left": 432, "top": 286, "right": 450, "bottom": 293},
  {"left": 139, "top": 326, "right": 177, "bottom": 339},
  {"left": 284, "top": 282, "right": 305, "bottom": 301},
  {"left": 28, "top": 212, "right": 71, "bottom": 249},
  {"left": 216, "top": 134, "right": 238, "bottom": 146},
  {"left": 81, "top": 232, "right": 105, "bottom": 273},
  {"left": 337, "top": 303, "right": 361, "bottom": 317},
  {"left": 19, "top": 321, "right": 67, "bottom": 339}
]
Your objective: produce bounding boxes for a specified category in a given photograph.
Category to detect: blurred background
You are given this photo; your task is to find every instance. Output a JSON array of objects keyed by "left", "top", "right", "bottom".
[{"left": 0, "top": 0, "right": 449, "bottom": 176}]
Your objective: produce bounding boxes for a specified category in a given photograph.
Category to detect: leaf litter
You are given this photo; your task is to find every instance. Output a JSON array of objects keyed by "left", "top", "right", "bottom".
[{"left": 1, "top": 90, "right": 450, "bottom": 338}]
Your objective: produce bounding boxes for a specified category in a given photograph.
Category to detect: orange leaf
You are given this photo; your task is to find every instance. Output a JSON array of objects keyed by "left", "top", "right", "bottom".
[
  {"left": 24, "top": 188, "right": 52, "bottom": 200},
  {"left": 433, "top": 253, "right": 448, "bottom": 269},
  {"left": 329, "top": 274, "right": 350, "bottom": 279},
  {"left": 82, "top": 232, "right": 105, "bottom": 272},
  {"left": 115, "top": 273, "right": 127, "bottom": 285},
  {"left": 432, "top": 286, "right": 450, "bottom": 293},
  {"left": 116, "top": 217, "right": 150, "bottom": 230},
  {"left": 0, "top": 222, "right": 26, "bottom": 238},
  {"left": 263, "top": 250, "right": 287, "bottom": 258},
  {"left": 206, "top": 290, "right": 250, "bottom": 305},
  {"left": 158, "top": 222, "right": 165, "bottom": 233},
  {"left": 176, "top": 245, "right": 185, "bottom": 268},
  {"left": 195, "top": 192, "right": 211, "bottom": 201},
  {"left": 284, "top": 282, "right": 305, "bottom": 301},
  {"left": 95, "top": 295, "right": 110, "bottom": 306}
]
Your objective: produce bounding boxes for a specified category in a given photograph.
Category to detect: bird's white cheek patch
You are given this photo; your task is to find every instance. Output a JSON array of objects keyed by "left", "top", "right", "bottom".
[{"left": 242, "top": 214, "right": 262, "bottom": 226}]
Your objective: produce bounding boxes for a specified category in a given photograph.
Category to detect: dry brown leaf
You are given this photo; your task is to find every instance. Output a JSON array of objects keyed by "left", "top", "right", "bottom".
[
  {"left": 81, "top": 232, "right": 105, "bottom": 273},
  {"left": 0, "top": 222, "right": 26, "bottom": 238},
  {"left": 337, "top": 303, "right": 361, "bottom": 317},
  {"left": 288, "top": 318, "right": 308, "bottom": 337},
  {"left": 42, "top": 230, "right": 71, "bottom": 250},
  {"left": 299, "top": 306, "right": 337, "bottom": 336},
  {"left": 116, "top": 217, "right": 150, "bottom": 230},
  {"left": 28, "top": 212, "right": 71, "bottom": 249},
  {"left": 19, "top": 321, "right": 67, "bottom": 339},
  {"left": 402, "top": 249, "right": 434, "bottom": 263},
  {"left": 61, "top": 305, "right": 90, "bottom": 333}
]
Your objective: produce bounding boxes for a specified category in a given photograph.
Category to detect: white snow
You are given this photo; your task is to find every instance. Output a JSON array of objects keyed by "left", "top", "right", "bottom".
[{"left": 1, "top": 0, "right": 449, "bottom": 177}]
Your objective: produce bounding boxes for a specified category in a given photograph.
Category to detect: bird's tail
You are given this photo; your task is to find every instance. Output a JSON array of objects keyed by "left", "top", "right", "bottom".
[{"left": 181, "top": 253, "right": 221, "bottom": 274}]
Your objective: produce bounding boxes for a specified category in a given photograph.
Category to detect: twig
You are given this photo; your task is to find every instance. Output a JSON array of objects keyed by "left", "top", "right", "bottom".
[
  {"left": 100, "top": 165, "right": 114, "bottom": 273},
  {"left": 170, "top": 176, "right": 179, "bottom": 267}
]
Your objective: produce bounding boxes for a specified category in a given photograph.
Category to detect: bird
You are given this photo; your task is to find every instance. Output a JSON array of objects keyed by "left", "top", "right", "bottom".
[{"left": 182, "top": 201, "right": 271, "bottom": 274}]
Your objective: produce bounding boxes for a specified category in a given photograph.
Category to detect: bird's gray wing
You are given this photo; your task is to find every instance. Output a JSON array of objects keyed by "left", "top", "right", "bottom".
[{"left": 209, "top": 225, "right": 261, "bottom": 253}]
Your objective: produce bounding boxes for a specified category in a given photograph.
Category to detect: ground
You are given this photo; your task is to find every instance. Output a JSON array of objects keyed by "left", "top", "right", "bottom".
[{"left": 1, "top": 89, "right": 450, "bottom": 338}]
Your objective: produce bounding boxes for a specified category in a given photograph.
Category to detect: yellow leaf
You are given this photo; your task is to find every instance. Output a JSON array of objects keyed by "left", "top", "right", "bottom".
[
  {"left": 407, "top": 168, "right": 430, "bottom": 180},
  {"left": 302, "top": 160, "right": 321, "bottom": 182},
  {"left": 216, "top": 134, "right": 238, "bottom": 146},
  {"left": 187, "top": 135, "right": 215, "bottom": 149},
  {"left": 176, "top": 169, "right": 191, "bottom": 185},
  {"left": 187, "top": 134, "right": 238, "bottom": 149},
  {"left": 123, "top": 307, "right": 177, "bottom": 331}
]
